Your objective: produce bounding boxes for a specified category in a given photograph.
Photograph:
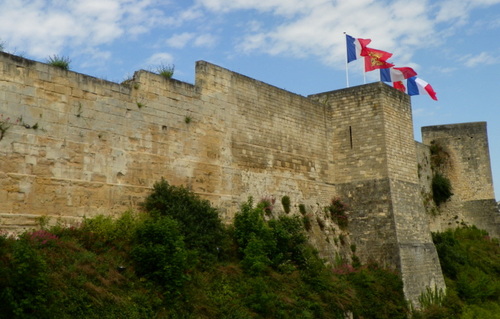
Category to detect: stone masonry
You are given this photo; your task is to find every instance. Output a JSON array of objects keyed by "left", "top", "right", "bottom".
[{"left": 1, "top": 51, "right": 498, "bottom": 305}]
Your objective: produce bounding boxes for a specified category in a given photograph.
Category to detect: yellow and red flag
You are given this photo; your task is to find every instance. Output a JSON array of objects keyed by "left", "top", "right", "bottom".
[{"left": 363, "top": 47, "right": 394, "bottom": 72}]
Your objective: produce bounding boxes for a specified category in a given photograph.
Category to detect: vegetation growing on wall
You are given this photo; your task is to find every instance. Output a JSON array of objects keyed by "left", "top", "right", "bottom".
[
  {"left": 326, "top": 198, "right": 349, "bottom": 229},
  {"left": 0, "top": 114, "right": 14, "bottom": 141},
  {"left": 432, "top": 172, "right": 454, "bottom": 206},
  {"left": 46, "top": 55, "right": 71, "bottom": 70},
  {"left": 281, "top": 195, "right": 291, "bottom": 214},
  {"left": 429, "top": 140, "right": 453, "bottom": 206},
  {"left": 0, "top": 181, "right": 497, "bottom": 318},
  {"left": 155, "top": 63, "right": 175, "bottom": 79}
]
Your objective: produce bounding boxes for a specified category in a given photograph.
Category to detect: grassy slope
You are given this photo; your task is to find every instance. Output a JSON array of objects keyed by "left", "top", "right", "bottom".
[{"left": 0, "top": 181, "right": 498, "bottom": 318}]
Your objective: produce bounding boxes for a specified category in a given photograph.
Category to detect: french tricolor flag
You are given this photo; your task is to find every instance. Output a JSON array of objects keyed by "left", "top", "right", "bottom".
[
  {"left": 394, "top": 76, "right": 438, "bottom": 101},
  {"left": 380, "top": 67, "right": 417, "bottom": 82},
  {"left": 346, "top": 34, "right": 371, "bottom": 63}
]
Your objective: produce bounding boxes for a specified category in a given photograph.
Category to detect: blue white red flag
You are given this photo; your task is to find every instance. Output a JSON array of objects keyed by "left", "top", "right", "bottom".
[
  {"left": 407, "top": 76, "right": 437, "bottom": 100},
  {"left": 380, "top": 67, "right": 417, "bottom": 82},
  {"left": 346, "top": 34, "right": 371, "bottom": 63},
  {"left": 394, "top": 77, "right": 437, "bottom": 101}
]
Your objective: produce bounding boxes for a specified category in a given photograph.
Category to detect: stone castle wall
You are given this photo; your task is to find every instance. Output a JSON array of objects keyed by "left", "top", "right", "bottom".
[
  {"left": 2, "top": 51, "right": 498, "bottom": 305},
  {"left": 310, "top": 84, "right": 445, "bottom": 304},
  {"left": 421, "top": 123, "right": 500, "bottom": 237},
  {"left": 0, "top": 52, "right": 343, "bottom": 231}
]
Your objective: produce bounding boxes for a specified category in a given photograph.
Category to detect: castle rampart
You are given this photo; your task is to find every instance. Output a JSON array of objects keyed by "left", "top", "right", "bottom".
[
  {"left": 421, "top": 122, "right": 500, "bottom": 237},
  {"left": 2, "top": 51, "right": 498, "bottom": 305}
]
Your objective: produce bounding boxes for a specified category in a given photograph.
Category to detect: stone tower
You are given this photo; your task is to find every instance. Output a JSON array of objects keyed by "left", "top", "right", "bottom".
[
  {"left": 422, "top": 122, "right": 500, "bottom": 237},
  {"left": 310, "top": 82, "right": 446, "bottom": 306}
]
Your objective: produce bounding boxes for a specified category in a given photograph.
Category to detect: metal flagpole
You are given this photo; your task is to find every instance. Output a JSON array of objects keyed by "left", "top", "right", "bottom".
[{"left": 344, "top": 32, "right": 349, "bottom": 87}]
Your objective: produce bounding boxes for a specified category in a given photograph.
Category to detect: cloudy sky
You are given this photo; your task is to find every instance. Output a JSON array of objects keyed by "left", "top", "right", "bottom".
[{"left": 1, "top": 0, "right": 499, "bottom": 198}]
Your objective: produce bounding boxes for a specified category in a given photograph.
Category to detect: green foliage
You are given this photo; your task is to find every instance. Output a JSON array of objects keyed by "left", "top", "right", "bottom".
[
  {"left": 346, "top": 264, "right": 408, "bottom": 319},
  {"left": 418, "top": 286, "right": 446, "bottom": 309},
  {"left": 4, "top": 185, "right": 498, "bottom": 318},
  {"left": 303, "top": 214, "right": 312, "bottom": 231},
  {"left": 281, "top": 195, "right": 291, "bottom": 213},
  {"left": 234, "top": 198, "right": 275, "bottom": 274},
  {"left": 429, "top": 140, "right": 449, "bottom": 169},
  {"left": 327, "top": 198, "right": 349, "bottom": 229},
  {"left": 414, "top": 226, "right": 500, "bottom": 318},
  {"left": 156, "top": 63, "right": 175, "bottom": 79},
  {"left": 46, "top": 55, "right": 71, "bottom": 70},
  {"left": 142, "top": 179, "right": 228, "bottom": 265},
  {"left": 132, "top": 216, "right": 188, "bottom": 295},
  {"left": 299, "top": 203, "right": 307, "bottom": 215},
  {"left": 432, "top": 173, "right": 453, "bottom": 206},
  {"left": 0, "top": 236, "right": 52, "bottom": 317},
  {"left": 235, "top": 198, "right": 317, "bottom": 275}
]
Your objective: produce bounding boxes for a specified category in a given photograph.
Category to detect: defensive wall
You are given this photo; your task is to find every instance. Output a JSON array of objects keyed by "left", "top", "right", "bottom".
[
  {"left": 1, "top": 51, "right": 499, "bottom": 305},
  {"left": 419, "top": 123, "right": 500, "bottom": 238}
]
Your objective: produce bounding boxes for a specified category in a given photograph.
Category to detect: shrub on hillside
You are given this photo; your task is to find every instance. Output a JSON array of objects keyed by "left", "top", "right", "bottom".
[
  {"left": 0, "top": 236, "right": 52, "bottom": 317},
  {"left": 132, "top": 216, "right": 188, "bottom": 295},
  {"left": 142, "top": 179, "right": 228, "bottom": 264}
]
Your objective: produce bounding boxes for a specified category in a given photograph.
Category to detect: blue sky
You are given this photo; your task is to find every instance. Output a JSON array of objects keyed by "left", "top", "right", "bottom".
[{"left": 1, "top": 0, "right": 499, "bottom": 199}]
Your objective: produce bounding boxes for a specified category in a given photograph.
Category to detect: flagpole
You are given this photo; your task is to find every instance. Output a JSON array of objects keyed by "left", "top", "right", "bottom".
[
  {"left": 363, "top": 63, "right": 366, "bottom": 84},
  {"left": 344, "top": 32, "right": 349, "bottom": 87}
]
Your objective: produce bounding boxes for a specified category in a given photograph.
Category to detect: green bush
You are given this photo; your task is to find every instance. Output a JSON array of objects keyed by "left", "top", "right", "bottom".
[
  {"left": 155, "top": 63, "right": 175, "bottom": 79},
  {"left": 281, "top": 195, "right": 291, "bottom": 214},
  {"left": 0, "top": 237, "right": 52, "bottom": 317},
  {"left": 234, "top": 198, "right": 275, "bottom": 274},
  {"left": 268, "top": 215, "right": 307, "bottom": 267},
  {"left": 421, "top": 226, "right": 500, "bottom": 317},
  {"left": 432, "top": 173, "right": 453, "bottom": 206},
  {"left": 132, "top": 216, "right": 188, "bottom": 295},
  {"left": 46, "top": 55, "right": 71, "bottom": 70},
  {"left": 142, "top": 179, "right": 228, "bottom": 264},
  {"left": 235, "top": 198, "right": 319, "bottom": 276},
  {"left": 346, "top": 265, "right": 408, "bottom": 319},
  {"left": 327, "top": 198, "right": 349, "bottom": 229}
]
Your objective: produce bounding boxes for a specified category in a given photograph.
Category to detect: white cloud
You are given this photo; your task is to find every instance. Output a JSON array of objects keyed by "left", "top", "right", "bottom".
[
  {"left": 191, "top": 0, "right": 500, "bottom": 72},
  {"left": 146, "top": 52, "right": 174, "bottom": 66},
  {"left": 0, "top": 0, "right": 164, "bottom": 58},
  {"left": 166, "top": 32, "right": 217, "bottom": 49},
  {"left": 166, "top": 33, "right": 195, "bottom": 48},
  {"left": 233, "top": 0, "right": 436, "bottom": 68},
  {"left": 461, "top": 52, "right": 497, "bottom": 68},
  {"left": 196, "top": 0, "right": 329, "bottom": 16},
  {"left": 193, "top": 34, "right": 217, "bottom": 47}
]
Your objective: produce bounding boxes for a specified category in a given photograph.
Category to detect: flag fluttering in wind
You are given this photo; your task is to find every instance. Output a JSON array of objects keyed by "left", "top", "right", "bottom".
[
  {"left": 346, "top": 34, "right": 371, "bottom": 63},
  {"left": 344, "top": 33, "right": 436, "bottom": 101},
  {"left": 363, "top": 47, "right": 394, "bottom": 72},
  {"left": 394, "top": 77, "right": 438, "bottom": 101},
  {"left": 380, "top": 67, "right": 417, "bottom": 82}
]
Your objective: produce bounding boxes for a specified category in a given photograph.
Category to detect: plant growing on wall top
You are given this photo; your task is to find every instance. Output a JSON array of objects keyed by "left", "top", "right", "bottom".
[
  {"left": 46, "top": 55, "right": 71, "bottom": 70},
  {"left": 156, "top": 63, "right": 175, "bottom": 79}
]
